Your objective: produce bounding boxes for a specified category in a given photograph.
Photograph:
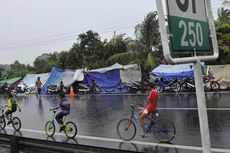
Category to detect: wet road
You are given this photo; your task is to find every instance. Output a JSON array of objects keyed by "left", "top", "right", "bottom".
[{"left": 0, "top": 92, "right": 229, "bottom": 152}]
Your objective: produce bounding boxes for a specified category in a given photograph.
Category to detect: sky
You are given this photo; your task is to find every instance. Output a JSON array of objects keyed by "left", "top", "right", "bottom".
[{"left": 0, "top": 0, "right": 224, "bottom": 65}]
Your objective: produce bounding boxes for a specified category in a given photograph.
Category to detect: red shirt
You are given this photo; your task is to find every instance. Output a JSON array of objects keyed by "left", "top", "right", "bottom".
[{"left": 145, "top": 90, "right": 158, "bottom": 113}]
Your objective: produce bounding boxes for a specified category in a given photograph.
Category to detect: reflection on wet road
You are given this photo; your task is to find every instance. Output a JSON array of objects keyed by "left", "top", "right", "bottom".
[{"left": 0, "top": 92, "right": 229, "bottom": 152}]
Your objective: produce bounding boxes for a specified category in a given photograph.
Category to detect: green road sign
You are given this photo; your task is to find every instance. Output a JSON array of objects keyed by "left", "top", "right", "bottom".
[{"left": 167, "top": 0, "right": 211, "bottom": 52}]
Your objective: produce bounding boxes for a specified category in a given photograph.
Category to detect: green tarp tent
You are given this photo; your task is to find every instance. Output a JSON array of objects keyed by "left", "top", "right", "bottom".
[{"left": 0, "top": 77, "right": 22, "bottom": 85}]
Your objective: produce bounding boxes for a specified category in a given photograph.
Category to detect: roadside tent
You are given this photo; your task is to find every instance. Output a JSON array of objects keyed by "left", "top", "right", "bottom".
[
  {"left": 150, "top": 64, "right": 194, "bottom": 80},
  {"left": 41, "top": 67, "right": 84, "bottom": 94},
  {"left": 207, "top": 65, "right": 230, "bottom": 89},
  {"left": 18, "top": 73, "right": 50, "bottom": 88},
  {"left": 0, "top": 77, "right": 22, "bottom": 90},
  {"left": 120, "top": 64, "right": 142, "bottom": 83},
  {"left": 84, "top": 63, "right": 140, "bottom": 93},
  {"left": 84, "top": 69, "right": 127, "bottom": 93}
]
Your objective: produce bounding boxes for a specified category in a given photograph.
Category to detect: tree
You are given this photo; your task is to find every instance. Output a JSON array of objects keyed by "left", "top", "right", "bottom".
[
  {"left": 106, "top": 12, "right": 162, "bottom": 71},
  {"left": 58, "top": 51, "right": 68, "bottom": 69},
  {"left": 213, "top": 7, "right": 230, "bottom": 64},
  {"left": 7, "top": 61, "right": 33, "bottom": 78},
  {"left": 65, "top": 43, "right": 84, "bottom": 69},
  {"left": 216, "top": 7, "right": 230, "bottom": 25},
  {"left": 77, "top": 30, "right": 104, "bottom": 69},
  {"left": 133, "top": 11, "right": 161, "bottom": 70},
  {"left": 104, "top": 33, "right": 132, "bottom": 65},
  {"left": 222, "top": 0, "right": 230, "bottom": 5},
  {"left": 34, "top": 53, "right": 58, "bottom": 73},
  {"left": 216, "top": 23, "right": 230, "bottom": 64},
  {"left": 135, "top": 12, "right": 160, "bottom": 52}
]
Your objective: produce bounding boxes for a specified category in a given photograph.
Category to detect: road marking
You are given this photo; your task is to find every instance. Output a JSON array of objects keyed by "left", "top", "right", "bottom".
[
  {"left": 157, "top": 107, "right": 230, "bottom": 111},
  {"left": 5, "top": 127, "right": 230, "bottom": 153}
]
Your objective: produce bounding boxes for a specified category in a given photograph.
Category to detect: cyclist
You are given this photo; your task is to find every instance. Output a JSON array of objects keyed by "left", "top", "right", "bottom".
[
  {"left": 50, "top": 92, "right": 70, "bottom": 132},
  {"left": 5, "top": 94, "right": 21, "bottom": 125},
  {"left": 139, "top": 88, "right": 158, "bottom": 138}
]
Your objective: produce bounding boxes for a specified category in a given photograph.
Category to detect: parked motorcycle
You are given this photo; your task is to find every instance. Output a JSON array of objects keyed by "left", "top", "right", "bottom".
[
  {"left": 154, "top": 77, "right": 181, "bottom": 93},
  {"left": 77, "top": 83, "right": 90, "bottom": 94},
  {"left": 11, "top": 82, "right": 31, "bottom": 95},
  {"left": 203, "top": 73, "right": 220, "bottom": 91},
  {"left": 126, "top": 79, "right": 155, "bottom": 93},
  {"left": 0, "top": 83, "right": 9, "bottom": 94},
  {"left": 181, "top": 76, "right": 195, "bottom": 91},
  {"left": 47, "top": 84, "right": 66, "bottom": 95}
]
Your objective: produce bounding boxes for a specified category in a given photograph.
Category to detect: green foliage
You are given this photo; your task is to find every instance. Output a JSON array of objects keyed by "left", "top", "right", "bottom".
[
  {"left": 212, "top": 7, "right": 230, "bottom": 65},
  {"left": 217, "top": 8, "right": 230, "bottom": 25},
  {"left": 33, "top": 53, "right": 58, "bottom": 73},
  {"left": 106, "top": 52, "right": 135, "bottom": 65},
  {"left": 135, "top": 11, "right": 160, "bottom": 52},
  {"left": 216, "top": 23, "right": 230, "bottom": 64},
  {"left": 7, "top": 61, "right": 34, "bottom": 78},
  {"left": 145, "top": 53, "right": 157, "bottom": 69}
]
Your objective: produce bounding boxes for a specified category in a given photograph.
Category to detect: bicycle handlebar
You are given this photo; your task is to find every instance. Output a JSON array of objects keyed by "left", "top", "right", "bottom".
[
  {"left": 49, "top": 108, "right": 58, "bottom": 113},
  {"left": 0, "top": 105, "right": 7, "bottom": 110},
  {"left": 130, "top": 103, "right": 144, "bottom": 109}
]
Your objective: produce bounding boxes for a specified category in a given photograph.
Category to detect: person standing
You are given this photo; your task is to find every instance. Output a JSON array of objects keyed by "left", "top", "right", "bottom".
[
  {"left": 35, "top": 77, "right": 42, "bottom": 96},
  {"left": 59, "top": 81, "right": 65, "bottom": 93}
]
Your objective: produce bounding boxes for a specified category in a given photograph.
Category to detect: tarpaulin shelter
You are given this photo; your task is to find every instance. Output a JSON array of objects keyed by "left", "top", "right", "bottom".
[
  {"left": 18, "top": 73, "right": 50, "bottom": 88},
  {"left": 84, "top": 69, "right": 127, "bottom": 93},
  {"left": 150, "top": 64, "right": 194, "bottom": 80},
  {"left": 41, "top": 67, "right": 84, "bottom": 94},
  {"left": 84, "top": 63, "right": 141, "bottom": 93},
  {"left": 0, "top": 77, "right": 22, "bottom": 90}
]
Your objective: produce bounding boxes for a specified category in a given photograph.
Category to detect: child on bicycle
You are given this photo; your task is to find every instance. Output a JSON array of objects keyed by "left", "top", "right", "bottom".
[
  {"left": 139, "top": 88, "right": 158, "bottom": 138},
  {"left": 5, "top": 94, "right": 21, "bottom": 125},
  {"left": 50, "top": 92, "right": 70, "bottom": 132}
]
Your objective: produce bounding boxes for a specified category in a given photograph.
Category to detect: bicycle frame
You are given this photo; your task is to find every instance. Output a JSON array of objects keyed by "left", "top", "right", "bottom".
[
  {"left": 50, "top": 109, "right": 67, "bottom": 126},
  {"left": 0, "top": 105, "right": 13, "bottom": 120},
  {"left": 127, "top": 104, "right": 158, "bottom": 133}
]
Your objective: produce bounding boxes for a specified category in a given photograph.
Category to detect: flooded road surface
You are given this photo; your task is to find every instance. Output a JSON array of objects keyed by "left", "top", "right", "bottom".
[{"left": 0, "top": 92, "right": 229, "bottom": 152}]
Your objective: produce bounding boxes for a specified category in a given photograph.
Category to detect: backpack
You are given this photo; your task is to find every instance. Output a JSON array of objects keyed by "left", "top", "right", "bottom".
[{"left": 11, "top": 99, "right": 17, "bottom": 111}]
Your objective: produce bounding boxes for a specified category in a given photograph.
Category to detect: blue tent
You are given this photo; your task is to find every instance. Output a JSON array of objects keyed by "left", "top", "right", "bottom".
[
  {"left": 150, "top": 64, "right": 194, "bottom": 80},
  {"left": 41, "top": 67, "right": 78, "bottom": 94},
  {"left": 84, "top": 69, "right": 128, "bottom": 94}
]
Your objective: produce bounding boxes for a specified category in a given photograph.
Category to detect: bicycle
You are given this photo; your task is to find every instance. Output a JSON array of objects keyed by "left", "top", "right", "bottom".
[
  {"left": 117, "top": 104, "right": 176, "bottom": 142},
  {"left": 0, "top": 105, "right": 21, "bottom": 131},
  {"left": 45, "top": 108, "right": 77, "bottom": 138}
]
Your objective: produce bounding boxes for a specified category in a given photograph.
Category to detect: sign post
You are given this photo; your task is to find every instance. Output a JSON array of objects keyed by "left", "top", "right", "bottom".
[{"left": 156, "top": 0, "right": 219, "bottom": 153}]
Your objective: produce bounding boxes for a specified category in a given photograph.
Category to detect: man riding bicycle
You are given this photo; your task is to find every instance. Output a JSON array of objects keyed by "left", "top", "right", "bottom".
[
  {"left": 5, "top": 94, "right": 21, "bottom": 125},
  {"left": 139, "top": 88, "right": 158, "bottom": 138},
  {"left": 50, "top": 92, "right": 70, "bottom": 132}
]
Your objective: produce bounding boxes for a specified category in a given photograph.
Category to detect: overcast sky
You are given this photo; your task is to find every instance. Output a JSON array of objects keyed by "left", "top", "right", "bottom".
[{"left": 0, "top": 0, "right": 222, "bottom": 65}]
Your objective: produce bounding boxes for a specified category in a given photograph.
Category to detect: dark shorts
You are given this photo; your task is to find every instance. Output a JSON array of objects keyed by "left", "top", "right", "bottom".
[
  {"left": 5, "top": 109, "right": 16, "bottom": 116},
  {"left": 55, "top": 111, "right": 69, "bottom": 124},
  {"left": 37, "top": 88, "right": 41, "bottom": 94}
]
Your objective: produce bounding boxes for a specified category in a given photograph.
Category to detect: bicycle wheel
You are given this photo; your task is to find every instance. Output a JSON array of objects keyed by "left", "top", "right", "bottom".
[
  {"left": 154, "top": 85, "right": 163, "bottom": 93},
  {"left": 45, "top": 121, "right": 55, "bottom": 137},
  {"left": 117, "top": 118, "right": 136, "bottom": 141},
  {"left": 64, "top": 121, "right": 77, "bottom": 138},
  {"left": 153, "top": 119, "right": 176, "bottom": 142},
  {"left": 12, "top": 117, "right": 21, "bottom": 131},
  {"left": 0, "top": 116, "right": 6, "bottom": 129}
]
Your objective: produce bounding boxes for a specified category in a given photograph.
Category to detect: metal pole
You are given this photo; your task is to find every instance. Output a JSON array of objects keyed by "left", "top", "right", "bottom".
[{"left": 193, "top": 60, "right": 211, "bottom": 153}]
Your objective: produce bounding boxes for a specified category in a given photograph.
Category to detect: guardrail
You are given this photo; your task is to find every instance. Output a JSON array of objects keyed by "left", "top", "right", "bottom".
[{"left": 0, "top": 133, "right": 138, "bottom": 153}]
